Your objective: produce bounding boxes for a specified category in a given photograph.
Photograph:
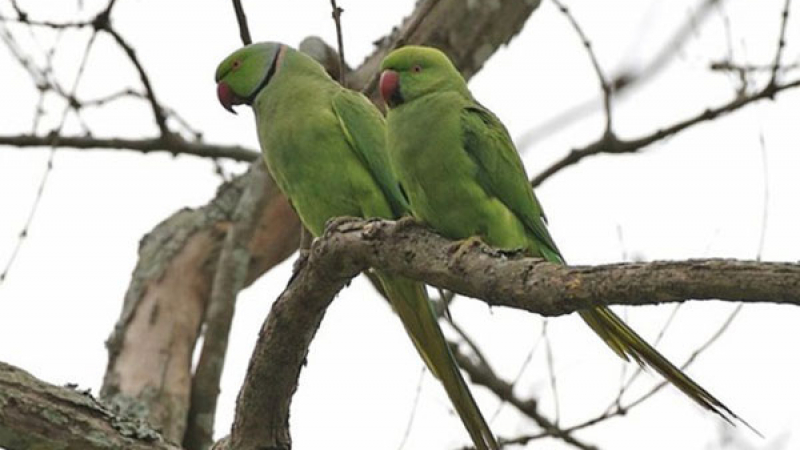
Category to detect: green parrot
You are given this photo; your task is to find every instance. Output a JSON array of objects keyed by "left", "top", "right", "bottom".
[
  {"left": 379, "top": 45, "right": 751, "bottom": 428},
  {"left": 215, "top": 42, "right": 498, "bottom": 450}
]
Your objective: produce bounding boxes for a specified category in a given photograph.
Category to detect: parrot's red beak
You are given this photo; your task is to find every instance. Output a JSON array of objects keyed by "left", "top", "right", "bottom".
[
  {"left": 217, "top": 81, "right": 242, "bottom": 114},
  {"left": 379, "top": 70, "right": 401, "bottom": 108}
]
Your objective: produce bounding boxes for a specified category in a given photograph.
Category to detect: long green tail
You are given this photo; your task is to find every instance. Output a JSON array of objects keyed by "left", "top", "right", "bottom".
[
  {"left": 580, "top": 307, "right": 759, "bottom": 434},
  {"left": 378, "top": 272, "right": 498, "bottom": 450}
]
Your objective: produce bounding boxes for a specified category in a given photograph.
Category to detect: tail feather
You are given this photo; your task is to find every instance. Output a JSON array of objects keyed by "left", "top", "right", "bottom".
[
  {"left": 379, "top": 273, "right": 498, "bottom": 450},
  {"left": 580, "top": 307, "right": 760, "bottom": 435}
]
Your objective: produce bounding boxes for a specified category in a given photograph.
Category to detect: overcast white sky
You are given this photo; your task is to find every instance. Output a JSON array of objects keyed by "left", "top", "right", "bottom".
[{"left": 1, "top": 0, "right": 799, "bottom": 449}]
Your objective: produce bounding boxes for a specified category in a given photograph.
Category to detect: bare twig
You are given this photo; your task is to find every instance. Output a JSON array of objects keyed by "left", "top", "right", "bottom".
[
  {"left": 551, "top": 0, "right": 613, "bottom": 132},
  {"left": 329, "top": 0, "right": 347, "bottom": 86},
  {"left": 711, "top": 60, "right": 800, "bottom": 75},
  {"left": 232, "top": 0, "right": 252, "bottom": 45},
  {"left": 1, "top": 30, "right": 98, "bottom": 285},
  {"left": 101, "top": 26, "right": 170, "bottom": 136},
  {"left": 0, "top": 134, "right": 259, "bottom": 161},
  {"left": 543, "top": 321, "right": 561, "bottom": 425},
  {"left": 517, "top": 0, "right": 726, "bottom": 152},
  {"left": 450, "top": 345, "right": 599, "bottom": 450},
  {"left": 488, "top": 321, "right": 546, "bottom": 423},
  {"left": 757, "top": 132, "right": 770, "bottom": 260},
  {"left": 360, "top": 0, "right": 441, "bottom": 95},
  {"left": 396, "top": 366, "right": 426, "bottom": 450},
  {"left": 501, "top": 304, "right": 743, "bottom": 447},
  {"left": 769, "top": 0, "right": 792, "bottom": 86},
  {"left": 532, "top": 76, "right": 800, "bottom": 187}
]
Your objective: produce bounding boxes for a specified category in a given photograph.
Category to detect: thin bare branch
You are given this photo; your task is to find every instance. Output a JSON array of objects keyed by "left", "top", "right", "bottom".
[
  {"left": 770, "top": 0, "right": 792, "bottom": 85},
  {"left": 100, "top": 26, "right": 170, "bottom": 136},
  {"left": 450, "top": 345, "right": 599, "bottom": 450},
  {"left": 477, "top": 305, "right": 743, "bottom": 447},
  {"left": 1, "top": 30, "right": 98, "bottom": 284},
  {"left": 543, "top": 321, "right": 561, "bottom": 425},
  {"left": 396, "top": 366, "right": 426, "bottom": 450},
  {"left": 329, "top": 0, "right": 347, "bottom": 86},
  {"left": 231, "top": 0, "right": 252, "bottom": 45},
  {"left": 551, "top": 0, "right": 613, "bottom": 132},
  {"left": 757, "top": 132, "right": 770, "bottom": 260},
  {"left": 360, "top": 0, "right": 441, "bottom": 96},
  {"left": 532, "top": 76, "right": 800, "bottom": 187},
  {"left": 0, "top": 134, "right": 259, "bottom": 162},
  {"left": 517, "top": 0, "right": 727, "bottom": 152}
]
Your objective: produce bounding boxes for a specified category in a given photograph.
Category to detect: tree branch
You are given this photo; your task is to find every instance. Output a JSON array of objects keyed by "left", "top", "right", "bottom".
[
  {"left": 0, "top": 361, "right": 178, "bottom": 450},
  {"left": 100, "top": 168, "right": 300, "bottom": 442},
  {"left": 532, "top": 76, "right": 800, "bottom": 187},
  {"left": 0, "top": 133, "right": 260, "bottom": 162},
  {"left": 450, "top": 346, "right": 599, "bottom": 450},
  {"left": 355, "top": 0, "right": 542, "bottom": 103},
  {"left": 287, "top": 218, "right": 800, "bottom": 315},
  {"left": 231, "top": 0, "right": 252, "bottom": 45},
  {"left": 183, "top": 164, "right": 274, "bottom": 450},
  {"left": 223, "top": 217, "right": 798, "bottom": 449}
]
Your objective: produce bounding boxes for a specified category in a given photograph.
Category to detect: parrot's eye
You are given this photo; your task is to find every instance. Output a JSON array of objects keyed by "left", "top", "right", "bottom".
[
  {"left": 411, "top": 65, "right": 422, "bottom": 73},
  {"left": 232, "top": 60, "right": 242, "bottom": 71}
]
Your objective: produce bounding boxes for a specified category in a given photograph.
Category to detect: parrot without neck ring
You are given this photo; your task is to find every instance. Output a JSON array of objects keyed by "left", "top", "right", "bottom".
[
  {"left": 379, "top": 45, "right": 758, "bottom": 433},
  {"left": 216, "top": 42, "right": 499, "bottom": 450}
]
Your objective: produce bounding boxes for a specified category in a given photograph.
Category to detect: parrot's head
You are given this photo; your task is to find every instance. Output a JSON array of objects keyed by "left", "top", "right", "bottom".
[
  {"left": 379, "top": 46, "right": 467, "bottom": 109},
  {"left": 215, "top": 42, "right": 285, "bottom": 114}
]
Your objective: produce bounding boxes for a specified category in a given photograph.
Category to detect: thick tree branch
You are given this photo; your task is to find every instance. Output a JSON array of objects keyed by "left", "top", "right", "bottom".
[
  {"left": 183, "top": 164, "right": 273, "bottom": 450},
  {"left": 100, "top": 167, "right": 300, "bottom": 442},
  {"left": 0, "top": 361, "right": 178, "bottom": 450},
  {"left": 224, "top": 217, "right": 798, "bottom": 449},
  {"left": 226, "top": 225, "right": 354, "bottom": 450},
  {"left": 281, "top": 218, "right": 800, "bottom": 315}
]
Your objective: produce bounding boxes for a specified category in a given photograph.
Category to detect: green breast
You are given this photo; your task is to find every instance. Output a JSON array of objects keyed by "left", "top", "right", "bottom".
[{"left": 386, "top": 93, "right": 529, "bottom": 249}]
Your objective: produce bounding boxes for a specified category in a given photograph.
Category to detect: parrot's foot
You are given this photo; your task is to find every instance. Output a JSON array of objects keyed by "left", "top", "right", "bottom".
[
  {"left": 448, "top": 235, "right": 488, "bottom": 264},
  {"left": 394, "top": 214, "right": 421, "bottom": 230}
]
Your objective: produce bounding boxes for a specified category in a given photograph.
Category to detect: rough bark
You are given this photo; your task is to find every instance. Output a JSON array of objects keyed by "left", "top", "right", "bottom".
[
  {"left": 100, "top": 167, "right": 300, "bottom": 443},
  {"left": 224, "top": 218, "right": 799, "bottom": 450},
  {"left": 0, "top": 362, "right": 179, "bottom": 450},
  {"left": 265, "top": 218, "right": 800, "bottom": 315},
  {"left": 225, "top": 227, "right": 355, "bottom": 450},
  {"left": 220, "top": 216, "right": 799, "bottom": 450},
  {"left": 183, "top": 163, "right": 274, "bottom": 450}
]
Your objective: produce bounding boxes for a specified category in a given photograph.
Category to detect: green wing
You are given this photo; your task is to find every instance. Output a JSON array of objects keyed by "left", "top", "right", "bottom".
[
  {"left": 331, "top": 88, "right": 408, "bottom": 218},
  {"left": 461, "top": 103, "right": 562, "bottom": 261}
]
